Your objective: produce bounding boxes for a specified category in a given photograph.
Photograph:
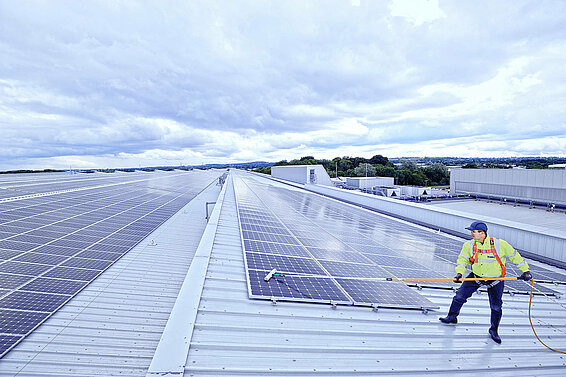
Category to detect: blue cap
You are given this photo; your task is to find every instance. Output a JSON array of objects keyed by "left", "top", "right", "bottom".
[{"left": 466, "top": 221, "right": 488, "bottom": 232}]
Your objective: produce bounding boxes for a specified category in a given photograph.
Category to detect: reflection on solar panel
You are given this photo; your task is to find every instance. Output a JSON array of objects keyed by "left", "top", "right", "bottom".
[
  {"left": 234, "top": 173, "right": 559, "bottom": 310},
  {"left": 0, "top": 170, "right": 224, "bottom": 358}
]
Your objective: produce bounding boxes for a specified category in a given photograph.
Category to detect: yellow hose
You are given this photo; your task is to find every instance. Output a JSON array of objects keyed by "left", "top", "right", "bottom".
[{"left": 528, "top": 278, "right": 566, "bottom": 354}]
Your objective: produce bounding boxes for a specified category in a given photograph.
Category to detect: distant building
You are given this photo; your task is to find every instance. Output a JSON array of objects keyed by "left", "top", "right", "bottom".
[
  {"left": 271, "top": 164, "right": 333, "bottom": 186},
  {"left": 450, "top": 168, "right": 566, "bottom": 205},
  {"left": 345, "top": 176, "right": 395, "bottom": 189},
  {"left": 548, "top": 163, "right": 566, "bottom": 169}
]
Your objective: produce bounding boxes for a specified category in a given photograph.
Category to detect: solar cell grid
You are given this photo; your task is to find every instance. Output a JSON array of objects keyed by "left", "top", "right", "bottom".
[
  {"left": 9, "top": 234, "right": 53, "bottom": 244},
  {"left": 238, "top": 208, "right": 266, "bottom": 215},
  {"left": 243, "top": 239, "right": 311, "bottom": 257},
  {"left": 10, "top": 220, "right": 49, "bottom": 229},
  {"left": 297, "top": 237, "right": 346, "bottom": 250},
  {"left": 0, "top": 240, "right": 38, "bottom": 251},
  {"left": 63, "top": 234, "right": 105, "bottom": 242},
  {"left": 99, "top": 238, "right": 137, "bottom": 247},
  {"left": 338, "top": 236, "right": 380, "bottom": 246},
  {"left": 248, "top": 270, "right": 350, "bottom": 302},
  {"left": 307, "top": 248, "right": 372, "bottom": 264},
  {"left": 0, "top": 231, "right": 13, "bottom": 239},
  {"left": 290, "top": 231, "right": 324, "bottom": 239},
  {"left": 348, "top": 244, "right": 392, "bottom": 254},
  {"left": 43, "top": 266, "right": 101, "bottom": 281},
  {"left": 386, "top": 266, "right": 446, "bottom": 279},
  {"left": 0, "top": 261, "right": 52, "bottom": 276},
  {"left": 531, "top": 270, "right": 566, "bottom": 282},
  {"left": 32, "top": 245, "right": 81, "bottom": 257},
  {"left": 74, "top": 229, "right": 112, "bottom": 237},
  {"left": 0, "top": 225, "right": 36, "bottom": 233},
  {"left": 0, "top": 291, "right": 70, "bottom": 312},
  {"left": 0, "top": 214, "right": 25, "bottom": 221},
  {"left": 0, "top": 335, "right": 22, "bottom": 357},
  {"left": 20, "top": 277, "right": 87, "bottom": 295},
  {"left": 242, "top": 231, "right": 299, "bottom": 245},
  {"left": 62, "top": 258, "right": 112, "bottom": 270},
  {"left": 363, "top": 254, "right": 428, "bottom": 270},
  {"left": 14, "top": 252, "right": 67, "bottom": 265},
  {"left": 76, "top": 250, "right": 122, "bottom": 261},
  {"left": 0, "top": 249, "right": 21, "bottom": 260},
  {"left": 240, "top": 223, "right": 292, "bottom": 235},
  {"left": 335, "top": 279, "right": 436, "bottom": 308},
  {"left": 239, "top": 218, "right": 281, "bottom": 227},
  {"left": 239, "top": 214, "right": 278, "bottom": 222},
  {"left": 319, "top": 260, "right": 392, "bottom": 279},
  {"left": 246, "top": 252, "right": 325, "bottom": 275},
  {"left": 502, "top": 280, "right": 554, "bottom": 295},
  {"left": 40, "top": 224, "right": 80, "bottom": 233},
  {"left": 0, "top": 274, "right": 33, "bottom": 289}
]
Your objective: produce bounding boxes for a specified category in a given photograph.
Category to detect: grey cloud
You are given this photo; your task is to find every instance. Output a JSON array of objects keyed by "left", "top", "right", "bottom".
[{"left": 1, "top": 0, "right": 566, "bottom": 169}]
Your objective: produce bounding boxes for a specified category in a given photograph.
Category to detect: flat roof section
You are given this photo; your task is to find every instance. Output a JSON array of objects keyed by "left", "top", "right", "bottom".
[{"left": 428, "top": 199, "right": 566, "bottom": 233}]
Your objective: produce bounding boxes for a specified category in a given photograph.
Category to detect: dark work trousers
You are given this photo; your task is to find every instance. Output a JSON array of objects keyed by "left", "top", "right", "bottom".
[{"left": 447, "top": 273, "right": 505, "bottom": 331}]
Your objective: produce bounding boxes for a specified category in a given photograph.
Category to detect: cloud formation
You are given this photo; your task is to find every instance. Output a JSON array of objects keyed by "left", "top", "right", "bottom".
[{"left": 1, "top": 0, "right": 565, "bottom": 169}]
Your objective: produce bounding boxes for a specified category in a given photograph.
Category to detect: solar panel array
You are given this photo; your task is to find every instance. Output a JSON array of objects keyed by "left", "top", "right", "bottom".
[
  {"left": 0, "top": 170, "right": 223, "bottom": 358},
  {"left": 235, "top": 176, "right": 437, "bottom": 309},
  {"left": 234, "top": 172, "right": 561, "bottom": 309}
]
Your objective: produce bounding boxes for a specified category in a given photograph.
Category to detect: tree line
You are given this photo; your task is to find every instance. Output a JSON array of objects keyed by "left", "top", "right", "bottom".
[{"left": 253, "top": 155, "right": 450, "bottom": 186}]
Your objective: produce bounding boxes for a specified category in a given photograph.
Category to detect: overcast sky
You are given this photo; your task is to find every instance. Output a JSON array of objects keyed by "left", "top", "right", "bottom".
[{"left": 1, "top": 0, "right": 565, "bottom": 170}]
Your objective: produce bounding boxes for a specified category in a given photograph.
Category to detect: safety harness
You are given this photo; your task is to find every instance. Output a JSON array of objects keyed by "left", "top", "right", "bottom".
[{"left": 470, "top": 237, "right": 506, "bottom": 285}]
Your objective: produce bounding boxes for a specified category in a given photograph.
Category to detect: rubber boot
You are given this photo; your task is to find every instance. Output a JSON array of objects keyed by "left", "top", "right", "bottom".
[
  {"left": 489, "top": 328, "right": 501, "bottom": 343},
  {"left": 489, "top": 309, "right": 502, "bottom": 343},
  {"left": 438, "top": 298, "right": 463, "bottom": 324}
]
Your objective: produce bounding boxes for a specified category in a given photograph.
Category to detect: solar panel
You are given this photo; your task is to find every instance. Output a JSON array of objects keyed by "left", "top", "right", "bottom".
[
  {"left": 0, "top": 335, "right": 22, "bottom": 357},
  {"left": 318, "top": 260, "right": 392, "bottom": 279},
  {"left": 335, "top": 279, "right": 436, "bottom": 308},
  {"left": 0, "top": 291, "right": 70, "bottom": 311},
  {"left": 234, "top": 177, "right": 439, "bottom": 309},
  {"left": 247, "top": 270, "right": 350, "bottom": 302},
  {"left": 0, "top": 170, "right": 226, "bottom": 358},
  {"left": 43, "top": 266, "right": 101, "bottom": 281},
  {"left": 246, "top": 253, "right": 326, "bottom": 275},
  {"left": 0, "top": 261, "right": 52, "bottom": 275},
  {"left": 20, "top": 277, "right": 88, "bottom": 295},
  {"left": 0, "top": 273, "right": 33, "bottom": 289},
  {"left": 234, "top": 174, "right": 560, "bottom": 310},
  {"left": 242, "top": 230, "right": 299, "bottom": 244},
  {"left": 243, "top": 239, "right": 311, "bottom": 257},
  {"left": 307, "top": 247, "right": 374, "bottom": 264},
  {"left": 0, "top": 309, "right": 50, "bottom": 333}
]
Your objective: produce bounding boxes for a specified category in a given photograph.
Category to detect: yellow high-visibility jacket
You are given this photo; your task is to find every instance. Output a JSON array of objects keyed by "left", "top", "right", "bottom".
[{"left": 455, "top": 234, "right": 529, "bottom": 277}]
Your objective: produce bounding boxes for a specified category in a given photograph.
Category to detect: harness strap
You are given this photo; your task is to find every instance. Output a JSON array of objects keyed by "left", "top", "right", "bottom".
[
  {"left": 470, "top": 237, "right": 506, "bottom": 278},
  {"left": 490, "top": 238, "right": 506, "bottom": 277}
]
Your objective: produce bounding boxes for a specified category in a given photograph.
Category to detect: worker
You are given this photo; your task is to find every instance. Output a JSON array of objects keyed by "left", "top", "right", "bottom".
[{"left": 439, "top": 221, "right": 532, "bottom": 343}]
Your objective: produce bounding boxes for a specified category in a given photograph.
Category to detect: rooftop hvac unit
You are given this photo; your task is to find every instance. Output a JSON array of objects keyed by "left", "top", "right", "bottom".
[
  {"left": 385, "top": 188, "right": 400, "bottom": 197},
  {"left": 401, "top": 186, "right": 432, "bottom": 196}
]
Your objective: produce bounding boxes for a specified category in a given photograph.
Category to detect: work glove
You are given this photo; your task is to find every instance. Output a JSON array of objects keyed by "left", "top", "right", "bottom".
[
  {"left": 520, "top": 271, "right": 532, "bottom": 281},
  {"left": 454, "top": 273, "right": 462, "bottom": 283}
]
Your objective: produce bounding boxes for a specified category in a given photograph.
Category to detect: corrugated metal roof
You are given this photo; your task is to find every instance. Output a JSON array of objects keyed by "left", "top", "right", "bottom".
[
  {"left": 0, "top": 178, "right": 223, "bottom": 376},
  {"left": 3, "top": 170, "right": 566, "bottom": 376},
  {"left": 184, "top": 171, "right": 566, "bottom": 376}
]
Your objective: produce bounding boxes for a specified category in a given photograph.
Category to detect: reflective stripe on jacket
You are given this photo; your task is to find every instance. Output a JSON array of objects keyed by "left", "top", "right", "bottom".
[{"left": 455, "top": 234, "right": 529, "bottom": 277}]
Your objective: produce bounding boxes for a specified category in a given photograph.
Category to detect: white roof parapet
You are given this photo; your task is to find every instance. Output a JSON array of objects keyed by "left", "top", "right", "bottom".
[{"left": 146, "top": 174, "right": 231, "bottom": 376}]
